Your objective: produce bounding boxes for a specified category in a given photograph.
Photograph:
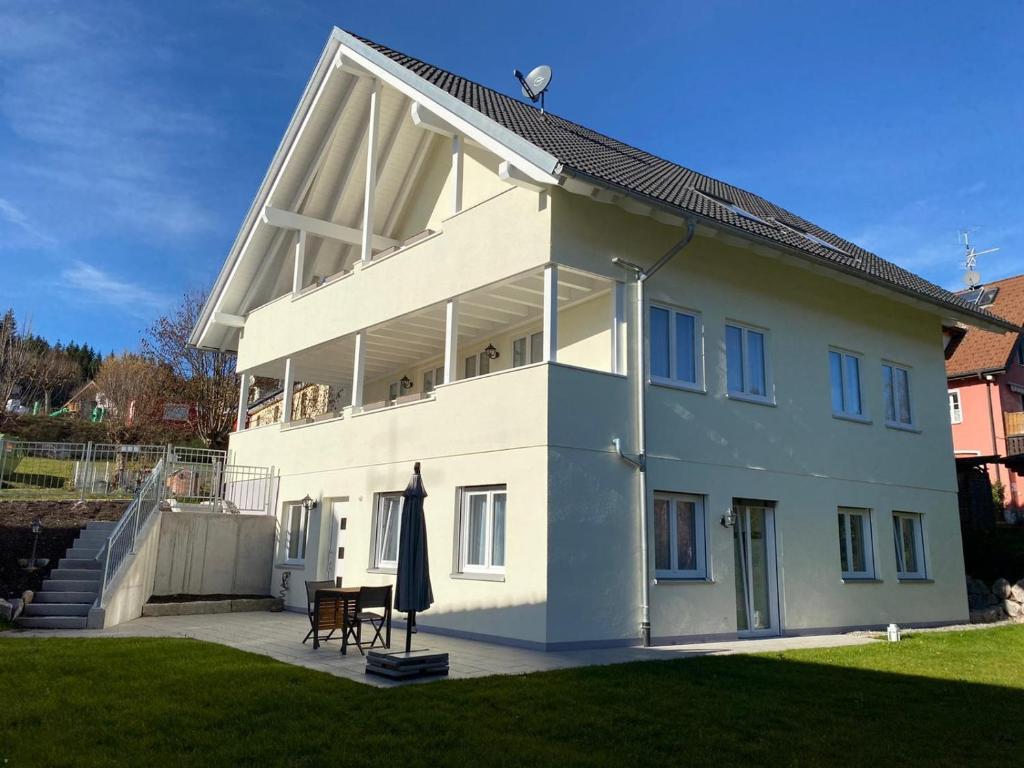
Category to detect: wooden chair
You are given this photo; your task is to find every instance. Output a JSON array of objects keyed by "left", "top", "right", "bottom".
[{"left": 303, "top": 579, "right": 338, "bottom": 645}]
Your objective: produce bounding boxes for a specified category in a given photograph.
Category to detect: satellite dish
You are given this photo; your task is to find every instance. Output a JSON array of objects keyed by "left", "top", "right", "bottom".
[
  {"left": 514, "top": 65, "right": 553, "bottom": 113},
  {"left": 963, "top": 270, "right": 982, "bottom": 288}
]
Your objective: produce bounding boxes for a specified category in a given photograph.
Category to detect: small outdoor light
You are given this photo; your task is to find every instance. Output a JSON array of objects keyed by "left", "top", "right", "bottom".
[
  {"left": 484, "top": 343, "right": 500, "bottom": 360},
  {"left": 20, "top": 517, "right": 49, "bottom": 572},
  {"left": 720, "top": 508, "right": 736, "bottom": 528},
  {"left": 301, "top": 494, "right": 317, "bottom": 513},
  {"left": 400, "top": 375, "right": 413, "bottom": 390}
]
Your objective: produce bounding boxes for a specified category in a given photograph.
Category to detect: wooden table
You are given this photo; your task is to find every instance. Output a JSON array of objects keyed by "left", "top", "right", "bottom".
[{"left": 312, "top": 587, "right": 359, "bottom": 652}]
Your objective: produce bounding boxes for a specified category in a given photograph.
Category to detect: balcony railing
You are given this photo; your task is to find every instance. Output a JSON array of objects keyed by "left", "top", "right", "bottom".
[{"left": 1008, "top": 435, "right": 1024, "bottom": 458}]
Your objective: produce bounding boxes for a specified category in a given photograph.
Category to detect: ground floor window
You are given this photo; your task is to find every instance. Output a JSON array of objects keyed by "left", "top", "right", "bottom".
[
  {"left": 653, "top": 492, "right": 707, "bottom": 579},
  {"left": 837, "top": 507, "right": 874, "bottom": 579},
  {"left": 892, "top": 512, "right": 926, "bottom": 579},
  {"left": 371, "top": 493, "right": 403, "bottom": 570},
  {"left": 285, "top": 501, "right": 308, "bottom": 564},
  {"left": 458, "top": 486, "right": 506, "bottom": 574}
]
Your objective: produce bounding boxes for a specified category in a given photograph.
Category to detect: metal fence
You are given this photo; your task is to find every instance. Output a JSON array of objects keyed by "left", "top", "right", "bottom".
[{"left": 0, "top": 438, "right": 275, "bottom": 514}]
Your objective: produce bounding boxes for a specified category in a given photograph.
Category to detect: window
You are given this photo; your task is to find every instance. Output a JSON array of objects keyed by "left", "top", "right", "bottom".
[
  {"left": 371, "top": 493, "right": 403, "bottom": 570},
  {"left": 1016, "top": 336, "right": 1024, "bottom": 366},
  {"left": 829, "top": 349, "right": 863, "bottom": 417},
  {"left": 512, "top": 332, "right": 544, "bottom": 367},
  {"left": 882, "top": 363, "right": 913, "bottom": 427},
  {"left": 458, "top": 486, "right": 506, "bottom": 574},
  {"left": 423, "top": 366, "right": 444, "bottom": 394},
  {"left": 388, "top": 381, "right": 400, "bottom": 403},
  {"left": 650, "top": 305, "right": 701, "bottom": 388},
  {"left": 285, "top": 502, "right": 308, "bottom": 563},
  {"left": 653, "top": 493, "right": 707, "bottom": 579},
  {"left": 726, "top": 323, "right": 769, "bottom": 401},
  {"left": 464, "top": 351, "right": 492, "bottom": 379},
  {"left": 948, "top": 390, "right": 963, "bottom": 424},
  {"left": 837, "top": 508, "right": 874, "bottom": 579},
  {"left": 464, "top": 355, "right": 476, "bottom": 379},
  {"left": 892, "top": 512, "right": 926, "bottom": 579}
]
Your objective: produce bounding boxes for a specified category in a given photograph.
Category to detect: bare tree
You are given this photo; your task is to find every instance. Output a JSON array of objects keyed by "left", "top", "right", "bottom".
[
  {"left": 0, "top": 310, "right": 36, "bottom": 424},
  {"left": 141, "top": 291, "right": 237, "bottom": 448},
  {"left": 23, "top": 346, "right": 81, "bottom": 413},
  {"left": 95, "top": 353, "right": 170, "bottom": 444}
]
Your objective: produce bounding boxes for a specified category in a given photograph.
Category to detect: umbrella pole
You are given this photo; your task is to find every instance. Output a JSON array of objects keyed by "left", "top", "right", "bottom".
[{"left": 406, "top": 610, "right": 414, "bottom": 654}]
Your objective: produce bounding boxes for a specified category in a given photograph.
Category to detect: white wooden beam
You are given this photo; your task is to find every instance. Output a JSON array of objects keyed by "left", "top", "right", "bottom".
[
  {"left": 444, "top": 299, "right": 459, "bottom": 384},
  {"left": 543, "top": 265, "right": 558, "bottom": 363},
  {"left": 384, "top": 131, "right": 433, "bottom": 238},
  {"left": 333, "top": 51, "right": 371, "bottom": 78},
  {"left": 361, "top": 79, "right": 382, "bottom": 264},
  {"left": 212, "top": 312, "right": 246, "bottom": 328},
  {"left": 499, "top": 161, "right": 549, "bottom": 193},
  {"left": 291, "top": 229, "right": 306, "bottom": 295},
  {"left": 410, "top": 101, "right": 456, "bottom": 136},
  {"left": 236, "top": 372, "right": 251, "bottom": 431},
  {"left": 281, "top": 358, "right": 295, "bottom": 424},
  {"left": 262, "top": 206, "right": 397, "bottom": 251},
  {"left": 351, "top": 331, "right": 366, "bottom": 409},
  {"left": 451, "top": 134, "right": 464, "bottom": 215}
]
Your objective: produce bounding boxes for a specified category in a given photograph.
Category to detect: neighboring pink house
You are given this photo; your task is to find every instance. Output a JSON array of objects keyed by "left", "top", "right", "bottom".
[{"left": 947, "top": 274, "right": 1024, "bottom": 515}]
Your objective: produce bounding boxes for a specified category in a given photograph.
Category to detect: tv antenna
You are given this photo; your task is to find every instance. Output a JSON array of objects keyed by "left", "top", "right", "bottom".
[
  {"left": 514, "top": 65, "right": 552, "bottom": 114},
  {"left": 959, "top": 229, "right": 999, "bottom": 289}
]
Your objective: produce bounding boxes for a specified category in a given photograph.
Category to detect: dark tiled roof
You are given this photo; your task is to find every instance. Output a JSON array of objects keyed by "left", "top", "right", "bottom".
[
  {"left": 351, "top": 31, "right": 1015, "bottom": 331},
  {"left": 947, "top": 275, "right": 1024, "bottom": 378}
]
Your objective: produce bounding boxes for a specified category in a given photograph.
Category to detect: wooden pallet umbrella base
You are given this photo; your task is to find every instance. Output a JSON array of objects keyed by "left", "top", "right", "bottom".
[{"left": 365, "top": 649, "right": 450, "bottom": 680}]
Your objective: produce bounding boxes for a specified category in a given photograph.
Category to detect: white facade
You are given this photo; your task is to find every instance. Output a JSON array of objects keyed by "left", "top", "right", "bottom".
[{"left": 195, "top": 30, "right": 999, "bottom": 649}]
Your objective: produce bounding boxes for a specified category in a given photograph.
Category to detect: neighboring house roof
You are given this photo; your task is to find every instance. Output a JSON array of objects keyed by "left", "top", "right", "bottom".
[
  {"left": 947, "top": 275, "right": 1024, "bottom": 378},
  {"left": 346, "top": 30, "right": 1016, "bottom": 334},
  {"left": 62, "top": 380, "right": 98, "bottom": 407}
]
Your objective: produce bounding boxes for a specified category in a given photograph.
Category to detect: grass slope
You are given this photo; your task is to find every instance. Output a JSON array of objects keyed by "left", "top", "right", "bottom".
[{"left": 1, "top": 627, "right": 1022, "bottom": 767}]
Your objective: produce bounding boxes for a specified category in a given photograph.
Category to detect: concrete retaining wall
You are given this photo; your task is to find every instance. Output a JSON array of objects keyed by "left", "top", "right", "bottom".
[
  {"left": 88, "top": 510, "right": 163, "bottom": 629},
  {"left": 152, "top": 511, "right": 275, "bottom": 597}
]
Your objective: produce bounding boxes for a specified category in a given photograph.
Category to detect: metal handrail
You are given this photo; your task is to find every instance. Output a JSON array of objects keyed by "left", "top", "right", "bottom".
[{"left": 96, "top": 459, "right": 166, "bottom": 607}]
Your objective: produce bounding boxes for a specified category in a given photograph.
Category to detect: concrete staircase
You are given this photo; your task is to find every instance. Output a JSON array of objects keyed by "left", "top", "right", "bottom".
[{"left": 15, "top": 521, "right": 114, "bottom": 629}]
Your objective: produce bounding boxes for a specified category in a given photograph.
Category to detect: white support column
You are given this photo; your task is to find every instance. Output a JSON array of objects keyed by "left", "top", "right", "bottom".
[
  {"left": 612, "top": 280, "right": 627, "bottom": 374},
  {"left": 443, "top": 299, "right": 459, "bottom": 384},
  {"left": 351, "top": 331, "right": 366, "bottom": 408},
  {"left": 291, "top": 229, "right": 306, "bottom": 296},
  {"left": 543, "top": 265, "right": 558, "bottom": 363},
  {"left": 360, "top": 79, "right": 382, "bottom": 264},
  {"left": 236, "top": 372, "right": 251, "bottom": 431},
  {"left": 451, "top": 134, "right": 464, "bottom": 215},
  {"left": 281, "top": 358, "right": 295, "bottom": 425}
]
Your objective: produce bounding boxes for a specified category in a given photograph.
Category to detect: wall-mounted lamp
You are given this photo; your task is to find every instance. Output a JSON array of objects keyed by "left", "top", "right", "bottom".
[
  {"left": 484, "top": 343, "right": 500, "bottom": 360},
  {"left": 400, "top": 375, "right": 413, "bottom": 390},
  {"left": 301, "top": 494, "right": 317, "bottom": 513},
  {"left": 720, "top": 509, "right": 736, "bottom": 528}
]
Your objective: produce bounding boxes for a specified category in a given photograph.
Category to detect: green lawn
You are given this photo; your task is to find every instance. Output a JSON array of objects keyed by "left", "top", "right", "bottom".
[{"left": 1, "top": 626, "right": 1022, "bottom": 767}]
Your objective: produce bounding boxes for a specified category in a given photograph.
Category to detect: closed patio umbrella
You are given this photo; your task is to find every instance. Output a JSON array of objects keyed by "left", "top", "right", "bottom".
[{"left": 395, "top": 461, "right": 433, "bottom": 654}]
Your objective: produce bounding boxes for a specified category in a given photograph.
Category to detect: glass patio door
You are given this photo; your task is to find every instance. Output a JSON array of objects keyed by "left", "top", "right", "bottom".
[{"left": 733, "top": 503, "right": 780, "bottom": 636}]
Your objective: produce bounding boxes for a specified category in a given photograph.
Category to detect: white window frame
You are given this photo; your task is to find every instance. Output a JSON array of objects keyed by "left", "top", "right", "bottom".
[
  {"left": 648, "top": 303, "right": 704, "bottom": 391},
  {"left": 422, "top": 365, "right": 444, "bottom": 394},
  {"left": 284, "top": 501, "right": 308, "bottom": 565},
  {"left": 882, "top": 362, "right": 915, "bottom": 429},
  {"left": 725, "top": 321, "right": 772, "bottom": 404},
  {"left": 829, "top": 348, "right": 866, "bottom": 420},
  {"left": 652, "top": 492, "right": 708, "bottom": 580},
  {"left": 892, "top": 511, "right": 927, "bottom": 580},
  {"left": 512, "top": 331, "right": 544, "bottom": 368},
  {"left": 371, "top": 492, "right": 403, "bottom": 571},
  {"left": 837, "top": 507, "right": 875, "bottom": 580},
  {"left": 457, "top": 485, "right": 507, "bottom": 575},
  {"left": 948, "top": 389, "right": 963, "bottom": 425}
]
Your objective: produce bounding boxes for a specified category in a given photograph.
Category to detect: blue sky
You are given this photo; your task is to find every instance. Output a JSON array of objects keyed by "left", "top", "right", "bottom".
[{"left": 1, "top": 1, "right": 1021, "bottom": 353}]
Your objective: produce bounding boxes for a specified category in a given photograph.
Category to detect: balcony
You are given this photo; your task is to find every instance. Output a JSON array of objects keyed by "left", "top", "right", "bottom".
[{"left": 1007, "top": 411, "right": 1024, "bottom": 457}]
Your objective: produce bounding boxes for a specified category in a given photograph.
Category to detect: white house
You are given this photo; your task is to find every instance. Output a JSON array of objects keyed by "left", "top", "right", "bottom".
[{"left": 191, "top": 28, "right": 1017, "bottom": 649}]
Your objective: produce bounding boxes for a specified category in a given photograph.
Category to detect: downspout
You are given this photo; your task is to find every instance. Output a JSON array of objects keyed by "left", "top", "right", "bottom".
[
  {"left": 613, "top": 218, "right": 696, "bottom": 647},
  {"left": 984, "top": 374, "right": 1003, "bottom": 488}
]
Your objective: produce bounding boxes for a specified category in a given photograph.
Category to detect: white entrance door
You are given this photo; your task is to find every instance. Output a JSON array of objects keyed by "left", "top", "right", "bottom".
[
  {"left": 733, "top": 503, "right": 780, "bottom": 637},
  {"left": 327, "top": 497, "right": 349, "bottom": 586}
]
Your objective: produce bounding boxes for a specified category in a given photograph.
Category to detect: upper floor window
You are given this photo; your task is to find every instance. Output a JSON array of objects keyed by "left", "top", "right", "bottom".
[
  {"left": 829, "top": 349, "right": 863, "bottom": 418},
  {"left": 458, "top": 486, "right": 506, "bottom": 574},
  {"left": 464, "top": 350, "right": 491, "bottom": 379},
  {"left": 892, "top": 512, "right": 926, "bottom": 580},
  {"left": 1016, "top": 336, "right": 1024, "bottom": 366},
  {"left": 726, "top": 322, "right": 769, "bottom": 401},
  {"left": 653, "top": 492, "right": 708, "bottom": 579},
  {"left": 423, "top": 366, "right": 444, "bottom": 394},
  {"left": 512, "top": 332, "right": 544, "bottom": 367},
  {"left": 650, "top": 305, "right": 701, "bottom": 389},
  {"left": 837, "top": 507, "right": 874, "bottom": 580},
  {"left": 948, "top": 390, "right": 963, "bottom": 424},
  {"left": 882, "top": 363, "right": 914, "bottom": 428},
  {"left": 371, "top": 493, "right": 403, "bottom": 570},
  {"left": 285, "top": 501, "right": 309, "bottom": 564}
]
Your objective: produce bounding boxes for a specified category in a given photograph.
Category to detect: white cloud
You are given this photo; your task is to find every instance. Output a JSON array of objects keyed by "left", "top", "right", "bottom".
[
  {"left": 59, "top": 261, "right": 171, "bottom": 318},
  {"left": 0, "top": 197, "right": 55, "bottom": 246}
]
